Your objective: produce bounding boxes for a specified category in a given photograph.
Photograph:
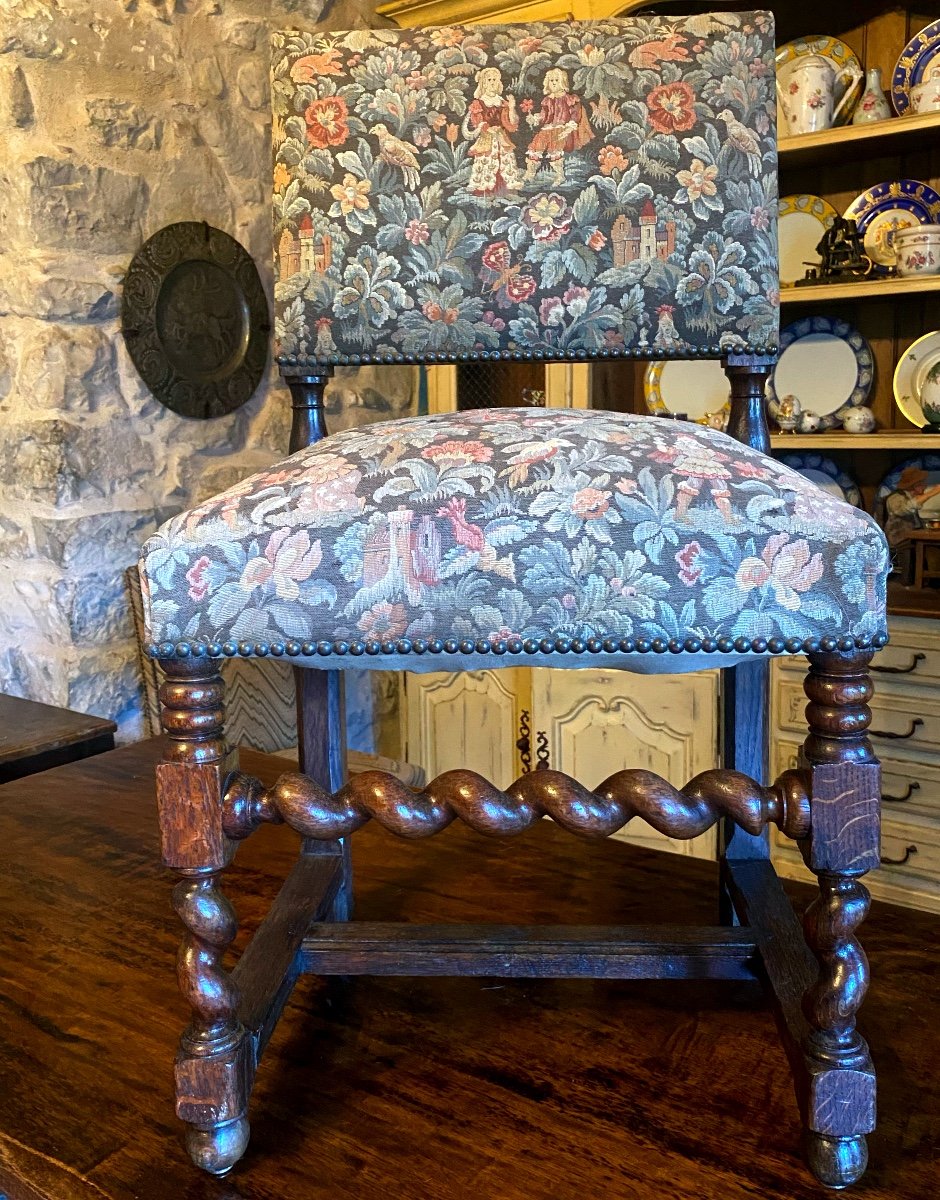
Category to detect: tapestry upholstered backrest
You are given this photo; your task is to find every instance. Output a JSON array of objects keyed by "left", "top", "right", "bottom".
[{"left": 271, "top": 12, "right": 779, "bottom": 370}]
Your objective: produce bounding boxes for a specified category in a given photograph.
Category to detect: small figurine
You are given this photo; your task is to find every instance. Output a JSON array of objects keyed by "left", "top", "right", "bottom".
[
  {"left": 797, "top": 409, "right": 822, "bottom": 434},
  {"left": 774, "top": 394, "right": 801, "bottom": 433},
  {"left": 842, "top": 406, "right": 877, "bottom": 433}
]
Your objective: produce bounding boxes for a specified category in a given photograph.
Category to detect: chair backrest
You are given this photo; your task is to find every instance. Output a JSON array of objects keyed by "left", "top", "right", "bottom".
[{"left": 271, "top": 12, "right": 779, "bottom": 371}]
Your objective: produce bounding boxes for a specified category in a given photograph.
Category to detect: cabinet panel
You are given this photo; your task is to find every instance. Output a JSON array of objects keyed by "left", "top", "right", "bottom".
[
  {"left": 405, "top": 670, "right": 529, "bottom": 785},
  {"left": 531, "top": 667, "right": 719, "bottom": 859}
]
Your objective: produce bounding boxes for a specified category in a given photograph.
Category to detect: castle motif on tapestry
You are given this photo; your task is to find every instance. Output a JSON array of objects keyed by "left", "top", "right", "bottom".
[{"left": 271, "top": 13, "right": 779, "bottom": 364}]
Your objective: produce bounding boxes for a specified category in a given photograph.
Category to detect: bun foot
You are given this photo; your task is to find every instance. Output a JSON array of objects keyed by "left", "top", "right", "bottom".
[
  {"left": 186, "top": 1117, "right": 250, "bottom": 1176},
  {"left": 805, "top": 1132, "right": 868, "bottom": 1189}
]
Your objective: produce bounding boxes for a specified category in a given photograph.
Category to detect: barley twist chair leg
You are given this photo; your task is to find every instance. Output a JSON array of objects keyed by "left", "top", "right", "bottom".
[
  {"left": 800, "top": 649, "right": 880, "bottom": 1189},
  {"left": 156, "top": 657, "right": 251, "bottom": 1175}
]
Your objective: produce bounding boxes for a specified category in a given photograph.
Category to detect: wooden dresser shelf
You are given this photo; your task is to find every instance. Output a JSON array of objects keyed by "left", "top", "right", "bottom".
[
  {"left": 781, "top": 274, "right": 940, "bottom": 305},
  {"left": 770, "top": 431, "right": 938, "bottom": 450},
  {"left": 780, "top": 110, "right": 940, "bottom": 166}
]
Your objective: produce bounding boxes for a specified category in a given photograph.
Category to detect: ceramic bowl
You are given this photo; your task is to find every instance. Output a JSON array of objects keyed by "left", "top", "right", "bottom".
[
  {"left": 893, "top": 224, "right": 940, "bottom": 276},
  {"left": 909, "top": 78, "right": 940, "bottom": 114}
]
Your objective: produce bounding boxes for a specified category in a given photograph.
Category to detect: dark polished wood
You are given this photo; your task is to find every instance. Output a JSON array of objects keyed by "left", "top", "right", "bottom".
[
  {"left": 0, "top": 692, "right": 115, "bottom": 784},
  {"left": 157, "top": 658, "right": 250, "bottom": 1176},
  {"left": 222, "top": 763, "right": 811, "bottom": 842},
  {"left": 0, "top": 739, "right": 936, "bottom": 1200},
  {"left": 722, "top": 352, "right": 775, "bottom": 454},
  {"left": 799, "top": 650, "right": 881, "bottom": 1188}
]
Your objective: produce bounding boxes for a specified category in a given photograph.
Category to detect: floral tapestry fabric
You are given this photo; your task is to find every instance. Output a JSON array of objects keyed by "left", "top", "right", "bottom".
[
  {"left": 271, "top": 13, "right": 780, "bottom": 365},
  {"left": 140, "top": 409, "right": 888, "bottom": 673}
]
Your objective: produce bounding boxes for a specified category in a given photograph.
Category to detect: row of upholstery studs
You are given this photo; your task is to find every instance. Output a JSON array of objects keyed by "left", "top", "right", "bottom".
[{"left": 149, "top": 631, "right": 889, "bottom": 660}]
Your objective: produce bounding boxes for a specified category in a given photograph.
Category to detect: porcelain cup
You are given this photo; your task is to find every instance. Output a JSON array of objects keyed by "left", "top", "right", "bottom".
[
  {"left": 909, "top": 78, "right": 940, "bottom": 114},
  {"left": 893, "top": 225, "right": 940, "bottom": 276}
]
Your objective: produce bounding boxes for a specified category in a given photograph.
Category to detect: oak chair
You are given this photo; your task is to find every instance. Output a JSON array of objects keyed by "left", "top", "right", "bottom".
[{"left": 139, "top": 12, "right": 891, "bottom": 1187}]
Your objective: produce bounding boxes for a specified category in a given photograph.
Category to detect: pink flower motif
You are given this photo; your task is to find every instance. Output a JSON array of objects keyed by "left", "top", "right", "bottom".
[
  {"left": 482, "top": 241, "right": 511, "bottom": 272},
  {"left": 483, "top": 310, "right": 506, "bottom": 331},
  {"left": 241, "top": 529, "right": 323, "bottom": 600},
  {"left": 571, "top": 486, "right": 610, "bottom": 519},
  {"left": 598, "top": 145, "right": 628, "bottom": 175},
  {"left": 750, "top": 205, "right": 770, "bottom": 230},
  {"left": 736, "top": 461, "right": 771, "bottom": 480},
  {"left": 563, "top": 285, "right": 591, "bottom": 315},
  {"left": 186, "top": 555, "right": 212, "bottom": 602},
  {"left": 413, "top": 126, "right": 432, "bottom": 147},
  {"left": 562, "top": 593, "right": 577, "bottom": 610},
  {"left": 646, "top": 81, "right": 697, "bottom": 134},
  {"left": 587, "top": 229, "right": 607, "bottom": 251},
  {"left": 539, "top": 296, "right": 565, "bottom": 326},
  {"left": 603, "top": 329, "right": 625, "bottom": 349},
  {"left": 520, "top": 98, "right": 534, "bottom": 114},
  {"left": 676, "top": 541, "right": 703, "bottom": 586},
  {"left": 358, "top": 601, "right": 409, "bottom": 639},
  {"left": 423, "top": 439, "right": 493, "bottom": 466},
  {"left": 505, "top": 273, "right": 537, "bottom": 303},
  {"left": 734, "top": 533, "right": 824, "bottom": 611},
  {"left": 405, "top": 218, "right": 430, "bottom": 244},
  {"left": 523, "top": 193, "right": 573, "bottom": 242}
]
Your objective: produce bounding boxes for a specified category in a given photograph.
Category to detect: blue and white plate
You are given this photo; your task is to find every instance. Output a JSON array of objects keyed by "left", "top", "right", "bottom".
[
  {"left": 845, "top": 180, "right": 940, "bottom": 273},
  {"left": 780, "top": 453, "right": 863, "bottom": 508},
  {"left": 874, "top": 456, "right": 940, "bottom": 546},
  {"left": 767, "top": 316, "right": 874, "bottom": 432},
  {"left": 892, "top": 20, "right": 940, "bottom": 115}
]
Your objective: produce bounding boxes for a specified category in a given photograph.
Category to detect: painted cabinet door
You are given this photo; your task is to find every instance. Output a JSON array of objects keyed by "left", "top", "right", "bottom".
[
  {"left": 530, "top": 667, "right": 720, "bottom": 859},
  {"left": 404, "top": 669, "right": 530, "bottom": 786}
]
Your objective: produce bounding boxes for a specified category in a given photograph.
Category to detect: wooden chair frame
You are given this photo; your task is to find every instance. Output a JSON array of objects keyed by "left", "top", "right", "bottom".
[{"left": 155, "top": 362, "right": 881, "bottom": 1187}]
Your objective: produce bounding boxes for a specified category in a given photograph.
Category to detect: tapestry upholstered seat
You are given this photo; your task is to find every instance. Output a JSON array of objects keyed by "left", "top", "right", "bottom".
[
  {"left": 140, "top": 11, "right": 890, "bottom": 1191},
  {"left": 141, "top": 408, "right": 888, "bottom": 671}
]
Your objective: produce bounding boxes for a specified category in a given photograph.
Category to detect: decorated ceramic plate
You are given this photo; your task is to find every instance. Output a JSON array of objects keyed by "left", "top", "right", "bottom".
[
  {"left": 767, "top": 316, "right": 874, "bottom": 431},
  {"left": 776, "top": 35, "right": 863, "bottom": 128},
  {"left": 779, "top": 453, "right": 863, "bottom": 508},
  {"left": 845, "top": 180, "right": 940, "bottom": 273},
  {"left": 644, "top": 358, "right": 730, "bottom": 425},
  {"left": 892, "top": 19, "right": 940, "bottom": 115},
  {"left": 894, "top": 331, "right": 940, "bottom": 428},
  {"left": 874, "top": 456, "right": 940, "bottom": 545},
  {"left": 779, "top": 194, "right": 840, "bottom": 287}
]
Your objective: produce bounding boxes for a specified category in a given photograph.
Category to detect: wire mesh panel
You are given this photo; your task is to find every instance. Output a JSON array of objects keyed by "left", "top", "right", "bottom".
[{"left": 456, "top": 361, "right": 545, "bottom": 410}]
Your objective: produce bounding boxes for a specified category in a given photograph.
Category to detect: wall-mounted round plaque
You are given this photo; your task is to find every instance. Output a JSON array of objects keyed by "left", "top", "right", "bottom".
[{"left": 121, "top": 222, "right": 269, "bottom": 419}]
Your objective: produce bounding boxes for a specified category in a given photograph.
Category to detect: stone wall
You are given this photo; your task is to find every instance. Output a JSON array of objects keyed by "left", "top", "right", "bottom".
[{"left": 0, "top": 0, "right": 415, "bottom": 743}]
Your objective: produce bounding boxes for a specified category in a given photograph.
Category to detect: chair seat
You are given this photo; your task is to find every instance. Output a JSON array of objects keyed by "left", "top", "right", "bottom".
[{"left": 140, "top": 409, "right": 888, "bottom": 674}]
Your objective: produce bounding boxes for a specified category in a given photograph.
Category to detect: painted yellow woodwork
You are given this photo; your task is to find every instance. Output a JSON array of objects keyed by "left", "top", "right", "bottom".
[
  {"left": 530, "top": 667, "right": 720, "bottom": 859},
  {"left": 405, "top": 669, "right": 532, "bottom": 784}
]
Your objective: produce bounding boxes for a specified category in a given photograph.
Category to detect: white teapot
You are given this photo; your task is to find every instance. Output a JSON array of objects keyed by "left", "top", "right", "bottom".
[{"left": 777, "top": 54, "right": 862, "bottom": 136}]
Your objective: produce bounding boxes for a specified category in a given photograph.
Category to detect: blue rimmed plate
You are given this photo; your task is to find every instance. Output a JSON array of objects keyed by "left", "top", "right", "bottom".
[
  {"left": 845, "top": 179, "right": 940, "bottom": 273},
  {"left": 874, "top": 455, "right": 940, "bottom": 548},
  {"left": 767, "top": 316, "right": 873, "bottom": 432},
  {"left": 892, "top": 20, "right": 940, "bottom": 116},
  {"left": 780, "top": 453, "right": 863, "bottom": 508}
]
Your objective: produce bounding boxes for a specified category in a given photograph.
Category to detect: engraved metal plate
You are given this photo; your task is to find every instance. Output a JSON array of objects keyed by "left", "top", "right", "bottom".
[{"left": 121, "top": 222, "right": 269, "bottom": 419}]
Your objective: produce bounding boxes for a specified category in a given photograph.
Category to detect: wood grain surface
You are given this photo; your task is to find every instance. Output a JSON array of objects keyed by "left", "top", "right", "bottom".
[
  {"left": 0, "top": 693, "right": 115, "bottom": 782},
  {"left": 0, "top": 739, "right": 935, "bottom": 1200}
]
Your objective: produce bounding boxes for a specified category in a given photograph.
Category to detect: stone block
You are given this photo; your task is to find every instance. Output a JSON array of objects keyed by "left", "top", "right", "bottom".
[
  {"left": 15, "top": 323, "right": 122, "bottom": 415},
  {"left": 194, "top": 56, "right": 225, "bottom": 99},
  {"left": 24, "top": 157, "right": 149, "bottom": 254},
  {"left": 86, "top": 99, "right": 164, "bottom": 150},
  {"left": 0, "top": 575, "right": 71, "bottom": 644},
  {"left": 0, "top": 420, "right": 68, "bottom": 504},
  {"left": 0, "top": 646, "right": 69, "bottom": 708},
  {"left": 0, "top": 514, "right": 31, "bottom": 559},
  {"left": 68, "top": 571, "right": 134, "bottom": 646},
  {"left": 9, "top": 65, "right": 35, "bottom": 127},
  {"left": 224, "top": 21, "right": 262, "bottom": 50},
  {"left": 33, "top": 509, "right": 163, "bottom": 572},
  {"left": 63, "top": 423, "right": 155, "bottom": 504},
  {"left": 70, "top": 644, "right": 142, "bottom": 730},
  {"left": 236, "top": 60, "right": 266, "bottom": 110},
  {"left": 0, "top": 261, "right": 117, "bottom": 323}
]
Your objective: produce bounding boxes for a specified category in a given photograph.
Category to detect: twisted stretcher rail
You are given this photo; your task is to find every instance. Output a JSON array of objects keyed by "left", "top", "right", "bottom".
[{"left": 223, "top": 765, "right": 812, "bottom": 843}]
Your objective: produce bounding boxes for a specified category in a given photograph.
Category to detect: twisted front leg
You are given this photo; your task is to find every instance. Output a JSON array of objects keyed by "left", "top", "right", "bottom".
[
  {"left": 157, "top": 659, "right": 250, "bottom": 1175},
  {"left": 801, "top": 650, "right": 880, "bottom": 1189}
]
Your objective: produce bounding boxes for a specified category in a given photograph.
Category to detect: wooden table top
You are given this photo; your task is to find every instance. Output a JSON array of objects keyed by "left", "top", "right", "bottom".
[
  {"left": 907, "top": 528, "right": 940, "bottom": 544},
  {"left": 0, "top": 739, "right": 936, "bottom": 1200},
  {"left": 0, "top": 692, "right": 115, "bottom": 766}
]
